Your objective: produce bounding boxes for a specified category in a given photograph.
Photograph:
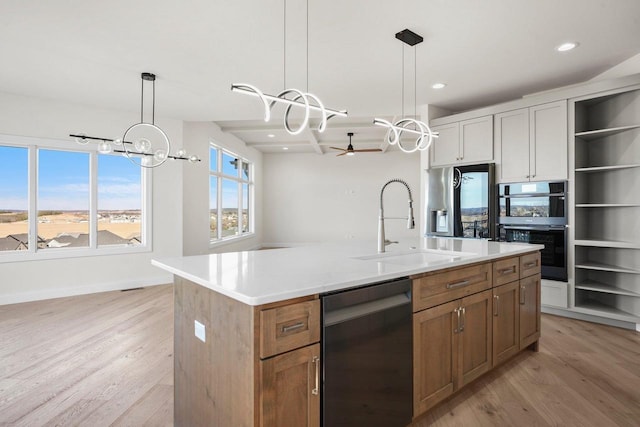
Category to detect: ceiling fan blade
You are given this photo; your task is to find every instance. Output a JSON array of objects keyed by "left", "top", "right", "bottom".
[
  {"left": 355, "top": 148, "right": 383, "bottom": 152},
  {"left": 329, "top": 146, "right": 346, "bottom": 151},
  {"left": 336, "top": 152, "right": 348, "bottom": 157}
]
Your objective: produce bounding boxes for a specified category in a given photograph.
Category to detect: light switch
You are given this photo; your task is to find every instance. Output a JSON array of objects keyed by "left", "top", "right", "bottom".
[{"left": 194, "top": 320, "right": 206, "bottom": 342}]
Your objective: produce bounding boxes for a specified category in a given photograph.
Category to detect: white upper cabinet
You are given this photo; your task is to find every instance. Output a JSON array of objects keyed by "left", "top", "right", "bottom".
[
  {"left": 495, "top": 101, "right": 567, "bottom": 183},
  {"left": 430, "top": 116, "right": 493, "bottom": 168}
]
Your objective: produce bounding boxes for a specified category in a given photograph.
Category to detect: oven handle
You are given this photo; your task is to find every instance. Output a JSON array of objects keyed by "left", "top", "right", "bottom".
[
  {"left": 500, "top": 193, "right": 565, "bottom": 198},
  {"left": 501, "top": 225, "right": 567, "bottom": 231}
]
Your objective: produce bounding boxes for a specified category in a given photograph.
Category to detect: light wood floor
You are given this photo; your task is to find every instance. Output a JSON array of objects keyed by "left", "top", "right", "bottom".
[{"left": 1, "top": 285, "right": 639, "bottom": 426}]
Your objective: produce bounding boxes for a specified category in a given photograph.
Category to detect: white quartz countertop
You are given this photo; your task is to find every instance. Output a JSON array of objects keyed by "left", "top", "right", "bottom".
[{"left": 152, "top": 237, "right": 543, "bottom": 306}]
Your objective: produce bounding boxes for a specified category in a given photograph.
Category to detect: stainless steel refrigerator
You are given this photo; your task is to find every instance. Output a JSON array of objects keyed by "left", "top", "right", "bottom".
[{"left": 425, "top": 163, "right": 496, "bottom": 239}]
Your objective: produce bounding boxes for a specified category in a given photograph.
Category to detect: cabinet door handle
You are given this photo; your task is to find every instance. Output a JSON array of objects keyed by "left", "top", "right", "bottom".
[
  {"left": 524, "top": 262, "right": 537, "bottom": 268},
  {"left": 447, "top": 280, "right": 470, "bottom": 289},
  {"left": 460, "top": 307, "right": 466, "bottom": 332},
  {"left": 498, "top": 266, "right": 515, "bottom": 275},
  {"left": 520, "top": 286, "right": 526, "bottom": 305},
  {"left": 311, "top": 356, "right": 320, "bottom": 395},
  {"left": 281, "top": 322, "right": 305, "bottom": 333},
  {"left": 453, "top": 308, "right": 460, "bottom": 333},
  {"left": 494, "top": 295, "right": 499, "bottom": 316}
]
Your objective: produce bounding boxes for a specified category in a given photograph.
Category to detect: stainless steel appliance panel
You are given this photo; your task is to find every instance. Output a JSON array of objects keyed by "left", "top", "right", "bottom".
[
  {"left": 322, "top": 278, "right": 412, "bottom": 427},
  {"left": 426, "top": 163, "right": 496, "bottom": 239}
]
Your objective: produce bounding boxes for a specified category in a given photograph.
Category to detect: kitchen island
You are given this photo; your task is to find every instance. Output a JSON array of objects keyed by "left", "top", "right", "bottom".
[{"left": 152, "top": 237, "right": 542, "bottom": 426}]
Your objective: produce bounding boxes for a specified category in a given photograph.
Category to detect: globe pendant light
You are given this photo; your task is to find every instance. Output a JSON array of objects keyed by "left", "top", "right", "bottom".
[{"left": 70, "top": 73, "right": 200, "bottom": 167}]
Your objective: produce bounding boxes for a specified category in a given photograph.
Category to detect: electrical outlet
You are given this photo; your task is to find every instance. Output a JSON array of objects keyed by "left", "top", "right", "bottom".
[{"left": 194, "top": 320, "right": 206, "bottom": 342}]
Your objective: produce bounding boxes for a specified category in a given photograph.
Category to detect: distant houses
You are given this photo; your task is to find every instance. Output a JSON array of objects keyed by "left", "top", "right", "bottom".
[
  {"left": 0, "top": 231, "right": 139, "bottom": 251},
  {"left": 0, "top": 234, "right": 46, "bottom": 251}
]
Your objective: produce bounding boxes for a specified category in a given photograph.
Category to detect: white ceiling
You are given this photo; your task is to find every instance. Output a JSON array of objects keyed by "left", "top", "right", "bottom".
[{"left": 1, "top": 0, "right": 639, "bottom": 154}]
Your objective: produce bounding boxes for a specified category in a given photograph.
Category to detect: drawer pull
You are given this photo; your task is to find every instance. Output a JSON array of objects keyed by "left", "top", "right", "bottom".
[
  {"left": 524, "top": 262, "right": 537, "bottom": 268},
  {"left": 282, "top": 322, "right": 305, "bottom": 333},
  {"left": 447, "top": 280, "right": 470, "bottom": 289},
  {"left": 498, "top": 266, "right": 516, "bottom": 275},
  {"left": 312, "top": 356, "right": 320, "bottom": 395},
  {"left": 520, "top": 286, "right": 526, "bottom": 305},
  {"left": 494, "top": 295, "right": 500, "bottom": 316}
]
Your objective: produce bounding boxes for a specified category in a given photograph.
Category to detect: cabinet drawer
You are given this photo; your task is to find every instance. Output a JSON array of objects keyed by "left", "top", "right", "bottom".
[
  {"left": 493, "top": 257, "right": 519, "bottom": 287},
  {"left": 520, "top": 252, "right": 541, "bottom": 278},
  {"left": 260, "top": 300, "right": 320, "bottom": 359},
  {"left": 413, "top": 263, "right": 492, "bottom": 312}
]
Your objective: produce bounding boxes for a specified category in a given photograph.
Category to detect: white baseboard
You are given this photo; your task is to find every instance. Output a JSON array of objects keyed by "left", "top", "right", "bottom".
[{"left": 0, "top": 274, "right": 173, "bottom": 306}]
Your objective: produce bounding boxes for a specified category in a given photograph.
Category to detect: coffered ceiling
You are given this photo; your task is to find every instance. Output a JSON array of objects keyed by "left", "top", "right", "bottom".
[{"left": 1, "top": 0, "right": 639, "bottom": 154}]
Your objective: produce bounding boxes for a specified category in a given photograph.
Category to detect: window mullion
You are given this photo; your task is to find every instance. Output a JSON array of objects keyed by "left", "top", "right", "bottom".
[
  {"left": 217, "top": 150, "right": 222, "bottom": 240},
  {"left": 237, "top": 179, "right": 242, "bottom": 235},
  {"left": 28, "top": 146, "right": 37, "bottom": 253},
  {"left": 89, "top": 152, "right": 98, "bottom": 249}
]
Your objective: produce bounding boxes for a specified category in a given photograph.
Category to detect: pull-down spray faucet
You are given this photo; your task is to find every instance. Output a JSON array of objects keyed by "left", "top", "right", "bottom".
[{"left": 378, "top": 179, "right": 415, "bottom": 253}]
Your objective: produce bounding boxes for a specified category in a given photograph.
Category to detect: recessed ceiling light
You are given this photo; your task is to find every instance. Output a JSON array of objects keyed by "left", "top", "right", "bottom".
[
  {"left": 267, "top": 134, "right": 275, "bottom": 138},
  {"left": 432, "top": 83, "right": 446, "bottom": 89},
  {"left": 282, "top": 147, "right": 289, "bottom": 150},
  {"left": 556, "top": 42, "right": 578, "bottom": 52}
]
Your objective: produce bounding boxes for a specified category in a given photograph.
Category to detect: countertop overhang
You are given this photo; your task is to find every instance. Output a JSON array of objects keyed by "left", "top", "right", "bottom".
[{"left": 152, "top": 237, "right": 543, "bottom": 306}]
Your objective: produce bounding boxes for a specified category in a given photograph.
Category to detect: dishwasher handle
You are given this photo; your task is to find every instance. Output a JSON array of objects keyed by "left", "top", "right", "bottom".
[{"left": 323, "top": 292, "right": 411, "bottom": 327}]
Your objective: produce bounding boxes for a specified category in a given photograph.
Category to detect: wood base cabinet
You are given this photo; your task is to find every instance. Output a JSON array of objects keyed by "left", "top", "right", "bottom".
[
  {"left": 520, "top": 274, "right": 541, "bottom": 349},
  {"left": 260, "top": 344, "right": 320, "bottom": 427},
  {"left": 412, "top": 252, "right": 541, "bottom": 420},
  {"left": 413, "top": 289, "right": 492, "bottom": 416},
  {"left": 492, "top": 281, "right": 520, "bottom": 366},
  {"left": 174, "top": 277, "right": 320, "bottom": 427}
]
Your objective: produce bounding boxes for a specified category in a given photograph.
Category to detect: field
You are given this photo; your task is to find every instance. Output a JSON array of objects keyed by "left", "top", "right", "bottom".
[{"left": 0, "top": 212, "right": 140, "bottom": 240}]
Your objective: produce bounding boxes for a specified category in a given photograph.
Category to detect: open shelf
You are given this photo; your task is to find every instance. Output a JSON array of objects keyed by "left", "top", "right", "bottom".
[
  {"left": 575, "top": 203, "right": 640, "bottom": 208},
  {"left": 574, "top": 124, "right": 640, "bottom": 140},
  {"left": 575, "top": 280, "right": 640, "bottom": 297},
  {"left": 573, "top": 300, "right": 640, "bottom": 323},
  {"left": 575, "top": 261, "right": 640, "bottom": 274},
  {"left": 574, "top": 239, "right": 640, "bottom": 249},
  {"left": 575, "top": 164, "right": 640, "bottom": 173}
]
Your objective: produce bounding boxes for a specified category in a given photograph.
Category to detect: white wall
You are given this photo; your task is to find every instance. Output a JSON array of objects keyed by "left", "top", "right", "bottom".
[
  {"left": 182, "top": 121, "right": 263, "bottom": 255},
  {"left": 0, "top": 91, "right": 183, "bottom": 304},
  {"left": 262, "top": 151, "right": 421, "bottom": 246},
  {"left": 592, "top": 53, "right": 640, "bottom": 81}
]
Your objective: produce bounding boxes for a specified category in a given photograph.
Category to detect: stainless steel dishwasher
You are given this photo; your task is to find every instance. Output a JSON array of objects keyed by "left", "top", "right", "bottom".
[{"left": 322, "top": 277, "right": 412, "bottom": 427}]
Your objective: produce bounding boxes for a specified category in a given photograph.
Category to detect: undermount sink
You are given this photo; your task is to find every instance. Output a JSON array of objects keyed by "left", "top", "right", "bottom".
[{"left": 352, "top": 248, "right": 476, "bottom": 266}]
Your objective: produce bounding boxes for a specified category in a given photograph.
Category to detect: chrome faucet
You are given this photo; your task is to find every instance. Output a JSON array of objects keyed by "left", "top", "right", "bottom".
[{"left": 378, "top": 179, "right": 415, "bottom": 253}]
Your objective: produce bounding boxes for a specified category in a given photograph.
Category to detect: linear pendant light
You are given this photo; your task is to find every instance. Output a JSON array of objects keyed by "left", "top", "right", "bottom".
[
  {"left": 231, "top": 0, "right": 347, "bottom": 135},
  {"left": 374, "top": 29, "right": 438, "bottom": 154},
  {"left": 70, "top": 72, "right": 200, "bottom": 168}
]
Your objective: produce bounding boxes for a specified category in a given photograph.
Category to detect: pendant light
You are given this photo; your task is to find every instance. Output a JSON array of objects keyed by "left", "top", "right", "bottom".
[
  {"left": 231, "top": 0, "right": 347, "bottom": 135},
  {"left": 70, "top": 72, "right": 200, "bottom": 168},
  {"left": 373, "top": 29, "right": 438, "bottom": 154}
]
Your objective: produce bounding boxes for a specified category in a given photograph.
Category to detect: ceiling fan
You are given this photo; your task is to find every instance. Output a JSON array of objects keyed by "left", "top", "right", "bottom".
[{"left": 331, "top": 132, "right": 383, "bottom": 156}]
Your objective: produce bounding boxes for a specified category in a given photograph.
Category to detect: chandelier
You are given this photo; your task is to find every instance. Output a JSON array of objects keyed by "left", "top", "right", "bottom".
[
  {"left": 374, "top": 29, "right": 438, "bottom": 154},
  {"left": 70, "top": 72, "right": 200, "bottom": 168}
]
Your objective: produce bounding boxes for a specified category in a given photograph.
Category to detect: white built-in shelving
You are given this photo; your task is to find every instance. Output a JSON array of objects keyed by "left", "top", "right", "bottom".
[{"left": 571, "top": 87, "right": 640, "bottom": 324}]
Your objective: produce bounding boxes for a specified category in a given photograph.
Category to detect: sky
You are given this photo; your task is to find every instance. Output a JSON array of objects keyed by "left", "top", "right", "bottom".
[
  {"left": 0, "top": 146, "right": 141, "bottom": 211},
  {"left": 460, "top": 172, "right": 487, "bottom": 209}
]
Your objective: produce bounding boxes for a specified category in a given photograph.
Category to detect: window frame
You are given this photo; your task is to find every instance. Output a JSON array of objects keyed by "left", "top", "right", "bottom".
[
  {"left": 209, "top": 142, "right": 254, "bottom": 246},
  {"left": 0, "top": 134, "right": 152, "bottom": 263}
]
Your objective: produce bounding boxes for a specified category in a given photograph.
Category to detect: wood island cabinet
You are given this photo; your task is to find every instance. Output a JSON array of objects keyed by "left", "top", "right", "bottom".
[
  {"left": 173, "top": 251, "right": 540, "bottom": 426},
  {"left": 412, "top": 251, "right": 541, "bottom": 420},
  {"left": 174, "top": 277, "right": 320, "bottom": 427}
]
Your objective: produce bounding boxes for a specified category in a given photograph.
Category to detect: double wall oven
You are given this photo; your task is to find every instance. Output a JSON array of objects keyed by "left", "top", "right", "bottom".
[{"left": 497, "top": 181, "right": 567, "bottom": 281}]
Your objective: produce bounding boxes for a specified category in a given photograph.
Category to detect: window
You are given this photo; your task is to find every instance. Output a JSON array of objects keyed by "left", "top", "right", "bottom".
[
  {"left": 0, "top": 135, "right": 150, "bottom": 260},
  {"left": 209, "top": 144, "right": 253, "bottom": 243}
]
